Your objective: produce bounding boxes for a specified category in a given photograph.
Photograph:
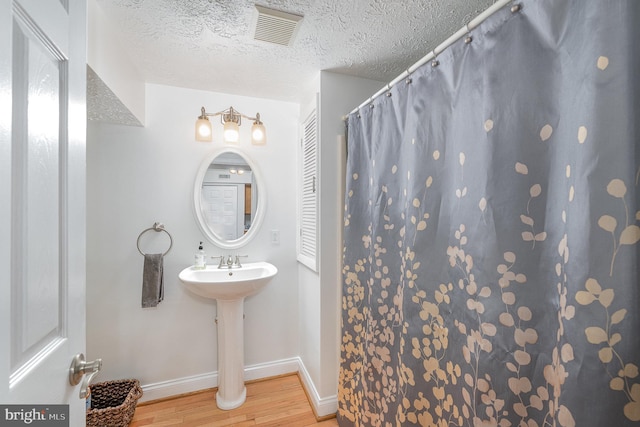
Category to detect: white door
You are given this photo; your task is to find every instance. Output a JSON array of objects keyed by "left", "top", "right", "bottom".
[
  {"left": 202, "top": 184, "right": 244, "bottom": 240},
  {"left": 0, "top": 0, "right": 88, "bottom": 425}
]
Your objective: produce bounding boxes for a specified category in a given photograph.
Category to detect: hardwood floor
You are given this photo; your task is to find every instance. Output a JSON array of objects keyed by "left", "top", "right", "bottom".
[{"left": 130, "top": 374, "right": 339, "bottom": 427}]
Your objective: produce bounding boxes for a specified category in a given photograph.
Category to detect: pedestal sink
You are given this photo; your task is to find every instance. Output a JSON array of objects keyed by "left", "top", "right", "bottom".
[{"left": 178, "top": 261, "right": 277, "bottom": 410}]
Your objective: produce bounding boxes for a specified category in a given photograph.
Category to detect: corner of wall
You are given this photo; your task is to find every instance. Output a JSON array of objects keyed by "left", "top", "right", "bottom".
[
  {"left": 87, "top": 0, "right": 145, "bottom": 125},
  {"left": 297, "top": 357, "right": 338, "bottom": 418},
  {"left": 312, "top": 71, "right": 385, "bottom": 400}
]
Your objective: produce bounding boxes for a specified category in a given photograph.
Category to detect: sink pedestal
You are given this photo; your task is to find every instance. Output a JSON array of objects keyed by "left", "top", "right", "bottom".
[
  {"left": 177, "top": 262, "right": 278, "bottom": 410},
  {"left": 216, "top": 298, "right": 246, "bottom": 410}
]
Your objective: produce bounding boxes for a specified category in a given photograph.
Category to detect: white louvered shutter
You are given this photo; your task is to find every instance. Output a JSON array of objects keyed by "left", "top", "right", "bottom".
[{"left": 297, "top": 109, "right": 318, "bottom": 271}]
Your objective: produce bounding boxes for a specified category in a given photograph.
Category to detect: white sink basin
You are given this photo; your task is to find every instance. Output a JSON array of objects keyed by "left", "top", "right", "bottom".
[{"left": 178, "top": 261, "right": 277, "bottom": 301}]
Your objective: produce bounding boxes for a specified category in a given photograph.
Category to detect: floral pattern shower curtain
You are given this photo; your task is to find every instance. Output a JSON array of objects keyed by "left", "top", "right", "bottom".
[{"left": 339, "top": 1, "right": 640, "bottom": 426}]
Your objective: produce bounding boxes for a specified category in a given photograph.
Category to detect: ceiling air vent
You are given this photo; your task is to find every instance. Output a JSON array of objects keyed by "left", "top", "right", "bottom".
[{"left": 253, "top": 5, "right": 303, "bottom": 46}]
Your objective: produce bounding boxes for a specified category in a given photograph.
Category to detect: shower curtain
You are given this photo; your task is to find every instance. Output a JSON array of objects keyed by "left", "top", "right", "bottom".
[{"left": 339, "top": 1, "right": 640, "bottom": 426}]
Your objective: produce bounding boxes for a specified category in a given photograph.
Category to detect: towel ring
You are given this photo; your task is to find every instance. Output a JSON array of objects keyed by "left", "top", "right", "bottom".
[{"left": 137, "top": 222, "right": 173, "bottom": 256}]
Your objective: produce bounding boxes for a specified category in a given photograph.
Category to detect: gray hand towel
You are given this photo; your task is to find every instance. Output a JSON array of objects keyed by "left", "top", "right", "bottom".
[{"left": 142, "top": 253, "right": 164, "bottom": 308}]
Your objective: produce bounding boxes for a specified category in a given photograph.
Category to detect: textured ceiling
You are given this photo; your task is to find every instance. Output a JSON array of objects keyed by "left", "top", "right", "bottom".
[{"left": 95, "top": 0, "right": 496, "bottom": 102}]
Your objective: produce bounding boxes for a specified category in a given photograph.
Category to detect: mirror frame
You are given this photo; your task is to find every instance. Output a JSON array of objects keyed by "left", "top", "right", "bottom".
[{"left": 193, "top": 146, "right": 266, "bottom": 249}]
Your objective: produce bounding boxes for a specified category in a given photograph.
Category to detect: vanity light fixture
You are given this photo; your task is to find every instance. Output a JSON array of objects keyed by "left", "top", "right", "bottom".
[{"left": 195, "top": 106, "right": 267, "bottom": 145}]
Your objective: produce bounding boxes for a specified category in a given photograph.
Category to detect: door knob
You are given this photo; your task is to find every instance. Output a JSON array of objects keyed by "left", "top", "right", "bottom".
[{"left": 69, "top": 353, "right": 102, "bottom": 399}]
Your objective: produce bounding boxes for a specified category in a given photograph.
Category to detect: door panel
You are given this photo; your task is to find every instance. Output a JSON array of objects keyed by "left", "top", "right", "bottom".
[
  {"left": 1, "top": 0, "right": 87, "bottom": 424},
  {"left": 11, "top": 10, "right": 64, "bottom": 380},
  {"left": 203, "top": 184, "right": 245, "bottom": 240}
]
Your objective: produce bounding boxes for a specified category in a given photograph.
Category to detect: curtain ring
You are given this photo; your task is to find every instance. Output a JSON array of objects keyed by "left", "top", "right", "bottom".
[
  {"left": 464, "top": 24, "right": 473, "bottom": 44},
  {"left": 431, "top": 51, "right": 439, "bottom": 68},
  {"left": 405, "top": 69, "right": 413, "bottom": 85}
]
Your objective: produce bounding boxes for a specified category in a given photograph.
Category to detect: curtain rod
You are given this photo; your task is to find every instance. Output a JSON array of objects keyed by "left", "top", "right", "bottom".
[{"left": 346, "top": 0, "right": 516, "bottom": 117}]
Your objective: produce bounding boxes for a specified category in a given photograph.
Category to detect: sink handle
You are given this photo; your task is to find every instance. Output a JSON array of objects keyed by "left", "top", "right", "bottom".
[
  {"left": 234, "top": 255, "right": 248, "bottom": 267},
  {"left": 210, "top": 255, "right": 224, "bottom": 268}
]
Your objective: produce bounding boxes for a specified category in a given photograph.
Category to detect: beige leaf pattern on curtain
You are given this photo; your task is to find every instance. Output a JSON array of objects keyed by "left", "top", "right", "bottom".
[{"left": 339, "top": 1, "right": 640, "bottom": 426}]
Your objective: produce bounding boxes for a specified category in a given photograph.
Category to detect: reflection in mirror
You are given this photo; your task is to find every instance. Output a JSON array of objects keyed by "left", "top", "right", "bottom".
[
  {"left": 201, "top": 153, "right": 257, "bottom": 241},
  {"left": 193, "top": 148, "right": 265, "bottom": 249}
]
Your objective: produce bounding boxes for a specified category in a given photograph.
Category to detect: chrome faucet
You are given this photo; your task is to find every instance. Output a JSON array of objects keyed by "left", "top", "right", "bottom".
[
  {"left": 214, "top": 255, "right": 248, "bottom": 268},
  {"left": 214, "top": 255, "right": 234, "bottom": 269}
]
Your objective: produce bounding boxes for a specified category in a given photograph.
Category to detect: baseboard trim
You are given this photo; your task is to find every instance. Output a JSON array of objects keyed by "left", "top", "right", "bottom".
[
  {"left": 296, "top": 359, "right": 338, "bottom": 418},
  {"left": 245, "top": 357, "right": 300, "bottom": 382},
  {"left": 139, "top": 357, "right": 299, "bottom": 403},
  {"left": 139, "top": 371, "right": 217, "bottom": 403},
  {"left": 138, "top": 356, "right": 338, "bottom": 419}
]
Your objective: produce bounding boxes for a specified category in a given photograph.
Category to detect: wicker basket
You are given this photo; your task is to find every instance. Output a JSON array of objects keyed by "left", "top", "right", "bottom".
[{"left": 86, "top": 379, "right": 143, "bottom": 427}]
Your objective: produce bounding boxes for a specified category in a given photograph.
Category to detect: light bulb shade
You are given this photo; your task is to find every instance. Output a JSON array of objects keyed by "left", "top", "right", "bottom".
[
  {"left": 251, "top": 122, "right": 266, "bottom": 145},
  {"left": 223, "top": 120, "right": 240, "bottom": 143},
  {"left": 195, "top": 117, "right": 212, "bottom": 142}
]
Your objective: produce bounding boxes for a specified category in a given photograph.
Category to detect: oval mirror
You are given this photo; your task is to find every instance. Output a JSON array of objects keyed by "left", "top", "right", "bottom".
[{"left": 193, "top": 147, "right": 265, "bottom": 249}]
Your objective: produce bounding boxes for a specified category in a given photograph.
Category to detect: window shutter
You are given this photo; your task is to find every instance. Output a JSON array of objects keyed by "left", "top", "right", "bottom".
[{"left": 297, "top": 109, "right": 318, "bottom": 271}]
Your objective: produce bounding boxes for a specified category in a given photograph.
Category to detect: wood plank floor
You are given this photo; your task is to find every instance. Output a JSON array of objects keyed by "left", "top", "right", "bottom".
[{"left": 130, "top": 374, "right": 339, "bottom": 427}]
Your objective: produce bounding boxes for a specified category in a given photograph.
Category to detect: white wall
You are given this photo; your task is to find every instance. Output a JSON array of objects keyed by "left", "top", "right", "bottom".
[
  {"left": 87, "top": 74, "right": 385, "bottom": 409},
  {"left": 297, "top": 72, "right": 384, "bottom": 416},
  {"left": 86, "top": 83, "right": 300, "bottom": 401},
  {"left": 87, "top": 0, "right": 145, "bottom": 124}
]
